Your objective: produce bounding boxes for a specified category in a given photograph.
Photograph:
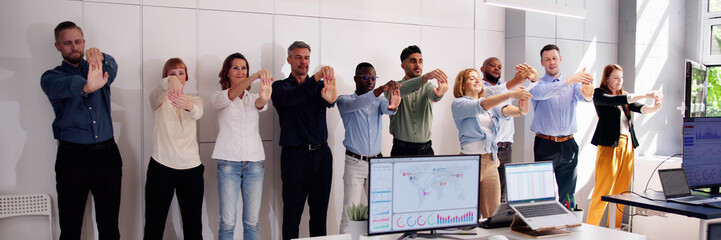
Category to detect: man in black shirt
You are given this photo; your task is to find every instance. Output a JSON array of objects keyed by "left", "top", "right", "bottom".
[{"left": 272, "top": 41, "right": 337, "bottom": 240}]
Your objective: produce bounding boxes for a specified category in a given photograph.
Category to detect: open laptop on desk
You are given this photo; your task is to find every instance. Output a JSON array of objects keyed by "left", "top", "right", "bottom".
[
  {"left": 504, "top": 162, "right": 581, "bottom": 230},
  {"left": 658, "top": 168, "right": 721, "bottom": 206}
]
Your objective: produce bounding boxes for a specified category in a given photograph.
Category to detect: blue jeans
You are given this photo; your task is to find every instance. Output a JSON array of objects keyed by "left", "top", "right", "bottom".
[{"left": 217, "top": 160, "right": 265, "bottom": 240}]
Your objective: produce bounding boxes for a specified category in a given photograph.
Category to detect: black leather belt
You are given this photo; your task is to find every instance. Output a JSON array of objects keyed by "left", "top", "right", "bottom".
[
  {"left": 290, "top": 142, "right": 328, "bottom": 151},
  {"left": 345, "top": 150, "right": 381, "bottom": 161},
  {"left": 393, "top": 139, "right": 432, "bottom": 150},
  {"left": 58, "top": 138, "right": 115, "bottom": 150}
]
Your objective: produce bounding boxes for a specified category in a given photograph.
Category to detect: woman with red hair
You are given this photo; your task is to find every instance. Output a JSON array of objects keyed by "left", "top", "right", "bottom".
[
  {"left": 144, "top": 58, "right": 205, "bottom": 239},
  {"left": 587, "top": 64, "right": 663, "bottom": 228}
]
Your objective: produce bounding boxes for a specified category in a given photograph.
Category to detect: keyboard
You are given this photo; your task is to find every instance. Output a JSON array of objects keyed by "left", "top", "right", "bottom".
[
  {"left": 704, "top": 201, "right": 721, "bottom": 209},
  {"left": 677, "top": 196, "right": 708, "bottom": 202},
  {"left": 515, "top": 203, "right": 568, "bottom": 218}
]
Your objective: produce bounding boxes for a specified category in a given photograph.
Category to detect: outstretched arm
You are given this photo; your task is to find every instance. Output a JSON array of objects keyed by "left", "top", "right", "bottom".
[{"left": 481, "top": 87, "right": 531, "bottom": 110}]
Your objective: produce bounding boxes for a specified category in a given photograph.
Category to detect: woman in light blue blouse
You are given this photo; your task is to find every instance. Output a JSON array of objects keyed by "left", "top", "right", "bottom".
[{"left": 451, "top": 68, "right": 531, "bottom": 218}]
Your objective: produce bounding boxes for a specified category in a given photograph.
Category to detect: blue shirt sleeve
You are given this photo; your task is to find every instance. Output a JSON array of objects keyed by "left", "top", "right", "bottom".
[
  {"left": 102, "top": 53, "right": 119, "bottom": 86},
  {"left": 337, "top": 91, "right": 376, "bottom": 114},
  {"left": 40, "top": 69, "right": 88, "bottom": 100},
  {"left": 378, "top": 95, "right": 396, "bottom": 116},
  {"left": 451, "top": 97, "right": 485, "bottom": 121}
]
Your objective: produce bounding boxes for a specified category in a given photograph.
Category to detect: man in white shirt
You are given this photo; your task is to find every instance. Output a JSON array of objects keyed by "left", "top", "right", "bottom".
[{"left": 479, "top": 57, "right": 538, "bottom": 201}]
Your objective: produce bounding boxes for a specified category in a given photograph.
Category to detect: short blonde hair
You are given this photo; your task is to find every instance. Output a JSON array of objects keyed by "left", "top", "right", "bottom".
[{"left": 453, "top": 68, "right": 484, "bottom": 98}]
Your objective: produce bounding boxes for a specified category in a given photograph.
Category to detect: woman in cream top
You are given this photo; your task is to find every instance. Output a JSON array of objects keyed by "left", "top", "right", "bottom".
[{"left": 144, "top": 58, "right": 205, "bottom": 239}]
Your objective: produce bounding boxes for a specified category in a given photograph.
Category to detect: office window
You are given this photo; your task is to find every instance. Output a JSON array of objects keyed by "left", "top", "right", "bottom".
[
  {"left": 711, "top": 0, "right": 721, "bottom": 13},
  {"left": 697, "top": 1, "right": 721, "bottom": 117},
  {"left": 706, "top": 66, "right": 721, "bottom": 116}
]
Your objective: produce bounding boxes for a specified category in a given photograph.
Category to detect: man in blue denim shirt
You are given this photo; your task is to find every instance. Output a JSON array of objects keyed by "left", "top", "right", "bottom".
[{"left": 40, "top": 21, "right": 122, "bottom": 240}]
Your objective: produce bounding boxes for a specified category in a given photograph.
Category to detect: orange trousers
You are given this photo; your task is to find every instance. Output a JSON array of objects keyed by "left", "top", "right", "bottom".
[{"left": 586, "top": 134, "right": 634, "bottom": 228}]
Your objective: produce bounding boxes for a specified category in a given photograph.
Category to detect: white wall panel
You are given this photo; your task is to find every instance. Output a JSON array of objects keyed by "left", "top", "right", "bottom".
[
  {"left": 421, "top": 0, "right": 474, "bottom": 28},
  {"left": 505, "top": 9, "right": 526, "bottom": 39},
  {"left": 319, "top": 19, "right": 364, "bottom": 96},
  {"left": 584, "top": 0, "right": 618, "bottom": 43},
  {"left": 84, "top": 2, "right": 144, "bottom": 239},
  {"left": 275, "top": 0, "right": 319, "bottom": 17},
  {"left": 556, "top": 39, "right": 585, "bottom": 74},
  {"left": 0, "top": 0, "right": 81, "bottom": 239},
  {"left": 197, "top": 10, "right": 274, "bottom": 143},
  {"left": 556, "top": 0, "right": 584, "bottom": 41},
  {"left": 421, "top": 26, "right": 474, "bottom": 155},
  {"left": 363, "top": 0, "right": 421, "bottom": 24},
  {"left": 476, "top": 3, "right": 505, "bottom": 32},
  {"left": 89, "top": 0, "right": 139, "bottom": 4},
  {"left": 143, "top": 0, "right": 195, "bottom": 9},
  {"left": 142, "top": 6, "right": 198, "bottom": 164},
  {"left": 361, "top": 22, "right": 422, "bottom": 83},
  {"left": 475, "top": 30, "right": 505, "bottom": 77},
  {"left": 319, "top": 0, "right": 363, "bottom": 20},
  {"left": 524, "top": 0, "right": 556, "bottom": 39},
  {"left": 199, "top": 0, "right": 273, "bottom": 14}
]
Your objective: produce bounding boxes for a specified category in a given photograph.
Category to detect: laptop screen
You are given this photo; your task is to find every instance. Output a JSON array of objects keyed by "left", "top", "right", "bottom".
[
  {"left": 505, "top": 162, "right": 556, "bottom": 203},
  {"left": 659, "top": 168, "right": 693, "bottom": 199}
]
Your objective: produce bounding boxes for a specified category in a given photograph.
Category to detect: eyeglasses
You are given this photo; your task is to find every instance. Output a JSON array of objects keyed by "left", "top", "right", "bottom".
[{"left": 354, "top": 75, "right": 378, "bottom": 81}]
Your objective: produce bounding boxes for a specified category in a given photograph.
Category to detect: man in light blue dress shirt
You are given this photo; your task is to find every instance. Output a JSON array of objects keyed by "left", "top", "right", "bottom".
[
  {"left": 529, "top": 44, "right": 594, "bottom": 202},
  {"left": 337, "top": 62, "right": 400, "bottom": 233}
]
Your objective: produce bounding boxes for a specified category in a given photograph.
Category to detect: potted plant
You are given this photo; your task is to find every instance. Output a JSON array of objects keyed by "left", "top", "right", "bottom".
[{"left": 345, "top": 203, "right": 368, "bottom": 240}]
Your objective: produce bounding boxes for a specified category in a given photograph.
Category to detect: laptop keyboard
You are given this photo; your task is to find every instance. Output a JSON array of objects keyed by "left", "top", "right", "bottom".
[
  {"left": 516, "top": 203, "right": 568, "bottom": 218},
  {"left": 679, "top": 196, "right": 708, "bottom": 202}
]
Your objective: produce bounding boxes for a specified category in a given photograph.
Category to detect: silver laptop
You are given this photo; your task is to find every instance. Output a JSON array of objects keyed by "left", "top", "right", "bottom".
[
  {"left": 504, "top": 162, "right": 581, "bottom": 230},
  {"left": 658, "top": 168, "right": 721, "bottom": 205}
]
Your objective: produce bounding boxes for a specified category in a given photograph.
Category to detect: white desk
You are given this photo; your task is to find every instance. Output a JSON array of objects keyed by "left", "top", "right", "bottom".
[{"left": 294, "top": 224, "right": 645, "bottom": 240}]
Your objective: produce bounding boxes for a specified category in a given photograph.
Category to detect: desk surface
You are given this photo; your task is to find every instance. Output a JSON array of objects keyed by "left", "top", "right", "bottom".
[
  {"left": 602, "top": 191, "right": 721, "bottom": 220},
  {"left": 295, "top": 224, "right": 644, "bottom": 240}
]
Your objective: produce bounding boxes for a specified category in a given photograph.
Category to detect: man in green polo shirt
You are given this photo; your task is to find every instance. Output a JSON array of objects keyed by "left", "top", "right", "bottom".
[{"left": 386, "top": 45, "right": 449, "bottom": 156}]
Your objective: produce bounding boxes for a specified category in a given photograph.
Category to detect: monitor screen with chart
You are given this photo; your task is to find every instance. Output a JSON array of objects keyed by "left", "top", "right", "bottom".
[
  {"left": 367, "top": 155, "right": 480, "bottom": 236},
  {"left": 682, "top": 117, "right": 721, "bottom": 189}
]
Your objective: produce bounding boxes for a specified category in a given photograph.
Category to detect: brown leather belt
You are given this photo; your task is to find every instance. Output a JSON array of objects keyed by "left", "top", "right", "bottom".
[{"left": 536, "top": 133, "right": 574, "bottom": 142}]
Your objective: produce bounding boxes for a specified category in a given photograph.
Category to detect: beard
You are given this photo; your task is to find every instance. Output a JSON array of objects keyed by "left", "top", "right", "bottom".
[
  {"left": 62, "top": 51, "right": 84, "bottom": 65},
  {"left": 484, "top": 72, "right": 500, "bottom": 84}
]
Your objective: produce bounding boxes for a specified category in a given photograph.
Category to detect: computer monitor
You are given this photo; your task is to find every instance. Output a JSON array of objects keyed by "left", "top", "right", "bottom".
[
  {"left": 367, "top": 155, "right": 480, "bottom": 237},
  {"left": 682, "top": 117, "right": 721, "bottom": 191},
  {"left": 684, "top": 59, "right": 707, "bottom": 117}
]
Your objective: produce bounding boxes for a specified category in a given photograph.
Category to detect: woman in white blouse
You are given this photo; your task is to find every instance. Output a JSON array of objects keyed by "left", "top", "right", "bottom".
[
  {"left": 211, "top": 53, "right": 272, "bottom": 240},
  {"left": 451, "top": 68, "right": 531, "bottom": 218},
  {"left": 144, "top": 58, "right": 204, "bottom": 239}
]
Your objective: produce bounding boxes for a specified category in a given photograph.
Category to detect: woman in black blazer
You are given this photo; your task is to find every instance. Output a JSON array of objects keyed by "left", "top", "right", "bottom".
[{"left": 586, "top": 64, "right": 662, "bottom": 228}]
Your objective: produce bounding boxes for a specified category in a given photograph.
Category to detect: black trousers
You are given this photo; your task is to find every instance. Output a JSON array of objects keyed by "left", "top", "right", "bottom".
[
  {"left": 55, "top": 138, "right": 122, "bottom": 240},
  {"left": 533, "top": 136, "right": 579, "bottom": 202},
  {"left": 143, "top": 158, "right": 204, "bottom": 240},
  {"left": 280, "top": 146, "right": 333, "bottom": 240},
  {"left": 390, "top": 139, "right": 434, "bottom": 156},
  {"left": 496, "top": 142, "right": 512, "bottom": 202}
]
